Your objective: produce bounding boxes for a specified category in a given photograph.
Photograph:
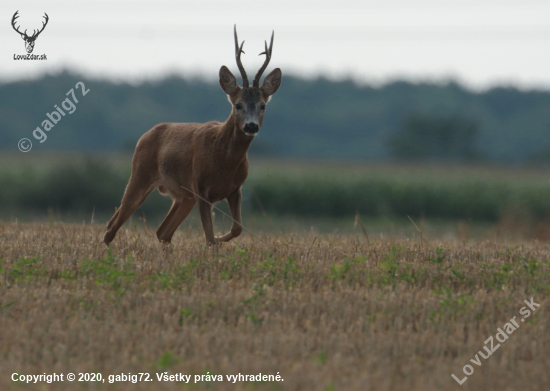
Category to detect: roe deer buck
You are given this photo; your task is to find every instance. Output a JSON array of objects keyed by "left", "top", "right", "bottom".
[{"left": 103, "top": 25, "right": 282, "bottom": 246}]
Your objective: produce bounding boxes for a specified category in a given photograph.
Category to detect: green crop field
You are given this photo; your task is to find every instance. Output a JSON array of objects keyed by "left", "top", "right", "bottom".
[{"left": 1, "top": 153, "right": 550, "bottom": 235}]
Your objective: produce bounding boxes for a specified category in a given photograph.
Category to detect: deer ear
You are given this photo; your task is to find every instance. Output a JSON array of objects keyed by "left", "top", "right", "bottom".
[
  {"left": 219, "top": 66, "right": 240, "bottom": 95},
  {"left": 260, "top": 68, "right": 282, "bottom": 97}
]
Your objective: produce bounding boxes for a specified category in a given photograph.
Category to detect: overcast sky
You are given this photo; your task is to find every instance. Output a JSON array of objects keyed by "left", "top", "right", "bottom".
[{"left": 1, "top": 0, "right": 549, "bottom": 90}]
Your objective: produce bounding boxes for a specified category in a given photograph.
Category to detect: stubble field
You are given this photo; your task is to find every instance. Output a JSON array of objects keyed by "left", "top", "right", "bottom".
[{"left": 0, "top": 221, "right": 549, "bottom": 390}]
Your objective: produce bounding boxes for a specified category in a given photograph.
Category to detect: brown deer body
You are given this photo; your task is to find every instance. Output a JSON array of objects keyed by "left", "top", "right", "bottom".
[{"left": 103, "top": 26, "right": 281, "bottom": 245}]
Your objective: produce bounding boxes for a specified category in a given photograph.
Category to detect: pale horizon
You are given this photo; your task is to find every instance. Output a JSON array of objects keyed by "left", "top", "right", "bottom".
[{"left": 1, "top": 0, "right": 549, "bottom": 91}]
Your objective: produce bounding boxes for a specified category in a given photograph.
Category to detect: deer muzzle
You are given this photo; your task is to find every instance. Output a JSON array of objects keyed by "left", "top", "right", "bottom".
[{"left": 243, "top": 123, "right": 259, "bottom": 135}]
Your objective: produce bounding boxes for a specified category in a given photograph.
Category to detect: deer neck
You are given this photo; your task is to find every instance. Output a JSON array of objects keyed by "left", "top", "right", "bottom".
[{"left": 218, "top": 112, "right": 253, "bottom": 167}]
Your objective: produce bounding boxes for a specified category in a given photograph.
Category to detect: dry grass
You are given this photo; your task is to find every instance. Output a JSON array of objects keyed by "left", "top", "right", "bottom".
[{"left": 0, "top": 221, "right": 549, "bottom": 390}]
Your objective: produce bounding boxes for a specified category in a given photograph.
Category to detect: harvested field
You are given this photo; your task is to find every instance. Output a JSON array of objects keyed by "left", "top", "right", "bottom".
[{"left": 0, "top": 222, "right": 549, "bottom": 390}]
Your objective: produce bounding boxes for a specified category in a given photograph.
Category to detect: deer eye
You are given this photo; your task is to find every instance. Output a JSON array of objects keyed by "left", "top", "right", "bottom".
[
  {"left": 235, "top": 104, "right": 243, "bottom": 111},
  {"left": 260, "top": 105, "right": 266, "bottom": 111}
]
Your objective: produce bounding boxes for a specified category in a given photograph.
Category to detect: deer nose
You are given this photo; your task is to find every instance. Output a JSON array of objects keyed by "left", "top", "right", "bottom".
[{"left": 244, "top": 123, "right": 259, "bottom": 135}]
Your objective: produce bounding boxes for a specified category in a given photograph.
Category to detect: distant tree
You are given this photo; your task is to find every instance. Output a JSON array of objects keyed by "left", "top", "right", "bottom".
[
  {"left": 528, "top": 145, "right": 550, "bottom": 166},
  {"left": 389, "top": 115, "right": 479, "bottom": 161}
]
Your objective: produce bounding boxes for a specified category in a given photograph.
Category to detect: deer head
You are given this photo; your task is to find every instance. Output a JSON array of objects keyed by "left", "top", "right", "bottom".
[
  {"left": 12, "top": 11, "right": 49, "bottom": 53},
  {"left": 219, "top": 25, "right": 282, "bottom": 136}
]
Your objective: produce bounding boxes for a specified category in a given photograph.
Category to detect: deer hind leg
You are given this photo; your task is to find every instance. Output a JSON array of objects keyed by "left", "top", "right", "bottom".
[
  {"left": 103, "top": 176, "right": 155, "bottom": 244},
  {"left": 156, "top": 197, "right": 196, "bottom": 244},
  {"left": 216, "top": 188, "right": 243, "bottom": 243}
]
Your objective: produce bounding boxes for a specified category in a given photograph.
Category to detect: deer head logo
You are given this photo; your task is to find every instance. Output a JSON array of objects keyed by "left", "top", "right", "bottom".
[{"left": 11, "top": 11, "right": 49, "bottom": 54}]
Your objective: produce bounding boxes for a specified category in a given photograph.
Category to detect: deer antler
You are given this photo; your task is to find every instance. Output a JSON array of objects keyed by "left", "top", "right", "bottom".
[
  {"left": 234, "top": 25, "right": 249, "bottom": 88},
  {"left": 30, "top": 13, "right": 49, "bottom": 39},
  {"left": 11, "top": 11, "right": 26, "bottom": 37},
  {"left": 11, "top": 11, "right": 49, "bottom": 40},
  {"left": 253, "top": 31, "right": 274, "bottom": 87}
]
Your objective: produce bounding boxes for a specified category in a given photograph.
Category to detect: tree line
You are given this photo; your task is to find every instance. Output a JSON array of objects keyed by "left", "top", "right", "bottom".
[{"left": 2, "top": 72, "right": 550, "bottom": 164}]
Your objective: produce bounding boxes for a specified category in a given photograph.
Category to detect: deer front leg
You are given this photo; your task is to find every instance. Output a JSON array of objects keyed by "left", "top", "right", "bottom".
[
  {"left": 198, "top": 198, "right": 217, "bottom": 245},
  {"left": 216, "top": 188, "right": 243, "bottom": 243}
]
